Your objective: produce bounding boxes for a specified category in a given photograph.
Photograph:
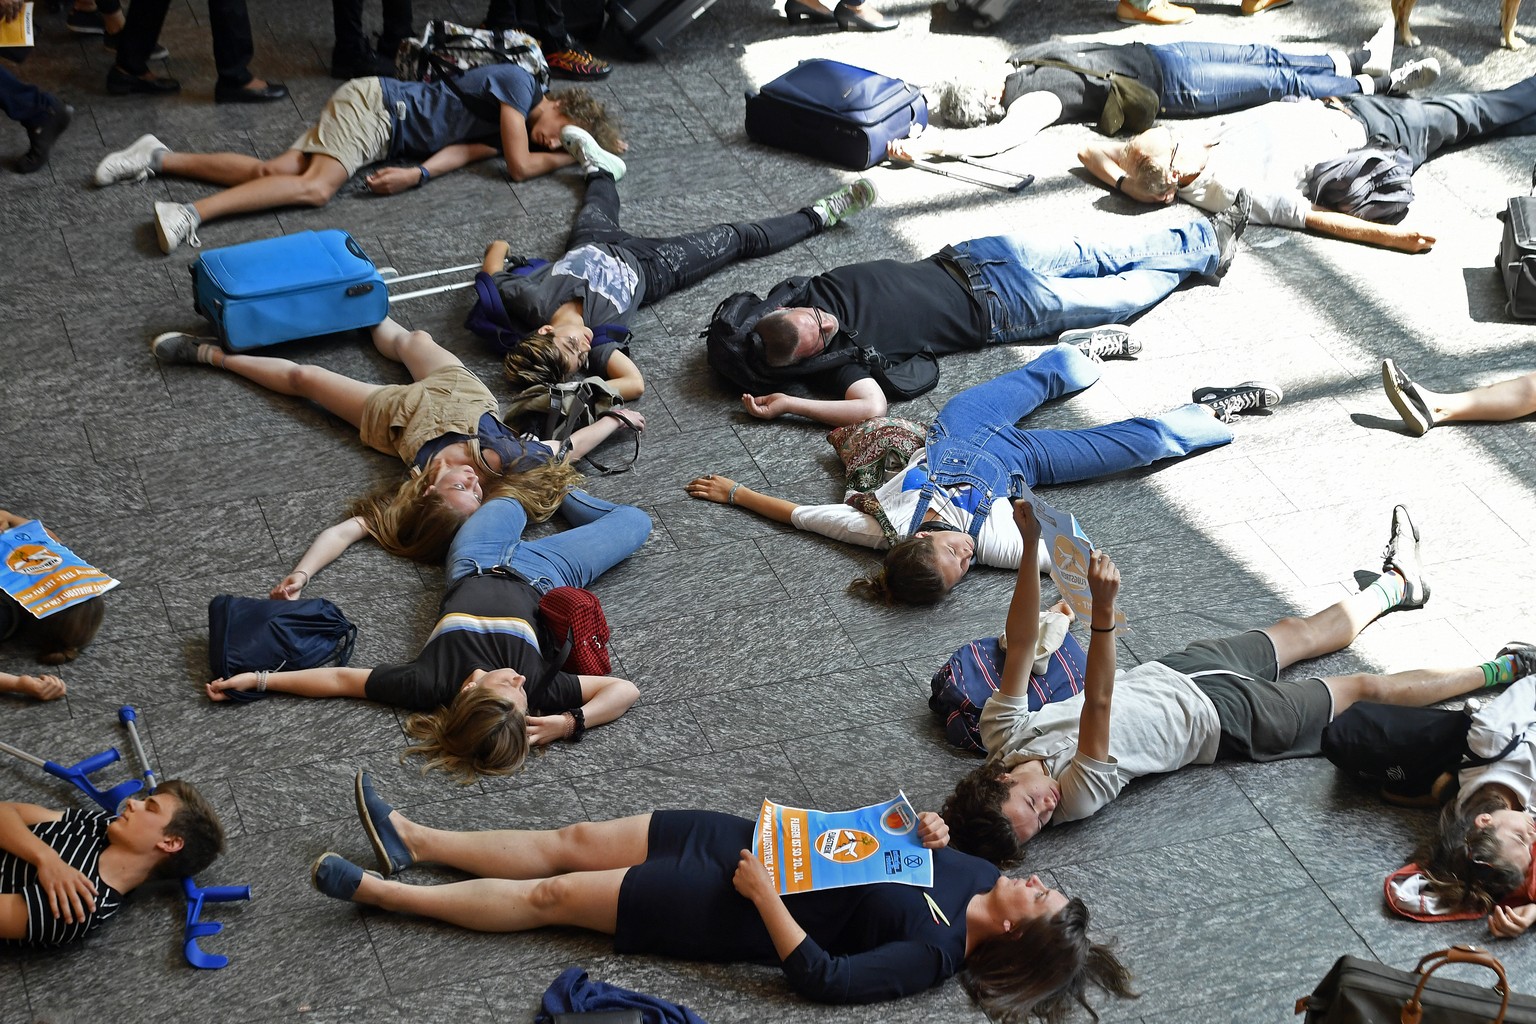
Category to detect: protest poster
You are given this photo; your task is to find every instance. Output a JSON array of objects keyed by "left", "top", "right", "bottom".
[
  {"left": 0, "top": 520, "right": 118, "bottom": 619},
  {"left": 753, "top": 792, "right": 933, "bottom": 895},
  {"left": 1029, "top": 495, "right": 1129, "bottom": 635}
]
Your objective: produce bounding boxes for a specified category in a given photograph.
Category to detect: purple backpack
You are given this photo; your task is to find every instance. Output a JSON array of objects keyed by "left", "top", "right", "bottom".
[{"left": 929, "top": 633, "right": 1087, "bottom": 754}]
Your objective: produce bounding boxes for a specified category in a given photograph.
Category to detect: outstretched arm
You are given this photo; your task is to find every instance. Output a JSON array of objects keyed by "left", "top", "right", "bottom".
[
  {"left": 685, "top": 475, "right": 799, "bottom": 524},
  {"left": 741, "top": 378, "right": 888, "bottom": 427},
  {"left": 499, "top": 105, "right": 576, "bottom": 182},
  {"left": 1076, "top": 551, "right": 1122, "bottom": 763},
  {"left": 206, "top": 666, "right": 372, "bottom": 701},
  {"left": 601, "top": 350, "right": 645, "bottom": 401},
  {"left": 0, "top": 672, "right": 65, "bottom": 701},
  {"left": 564, "top": 409, "right": 646, "bottom": 462},
  {"left": 526, "top": 674, "right": 642, "bottom": 745},
  {"left": 365, "top": 142, "right": 499, "bottom": 195},
  {"left": 998, "top": 502, "right": 1044, "bottom": 700},
  {"left": 889, "top": 92, "right": 1062, "bottom": 161},
  {"left": 272, "top": 516, "right": 372, "bottom": 599},
  {"left": 1303, "top": 207, "right": 1435, "bottom": 253}
]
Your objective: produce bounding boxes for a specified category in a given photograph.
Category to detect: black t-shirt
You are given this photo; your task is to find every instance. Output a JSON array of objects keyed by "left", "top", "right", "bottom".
[
  {"left": 366, "top": 573, "right": 581, "bottom": 713},
  {"left": 803, "top": 257, "right": 982, "bottom": 395},
  {"left": 1002, "top": 42, "right": 1164, "bottom": 125}
]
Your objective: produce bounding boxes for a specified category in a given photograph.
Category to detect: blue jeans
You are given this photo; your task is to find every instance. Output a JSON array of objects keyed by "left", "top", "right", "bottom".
[
  {"left": 0, "top": 66, "right": 52, "bottom": 125},
  {"left": 944, "top": 220, "right": 1221, "bottom": 343},
  {"left": 446, "top": 490, "right": 652, "bottom": 593},
  {"left": 1150, "top": 42, "right": 1361, "bottom": 115},
  {"left": 910, "top": 344, "right": 1233, "bottom": 535},
  {"left": 1341, "top": 72, "right": 1536, "bottom": 170}
]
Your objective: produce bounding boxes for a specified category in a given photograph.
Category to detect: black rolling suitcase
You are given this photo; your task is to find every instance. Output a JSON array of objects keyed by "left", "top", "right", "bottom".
[
  {"left": 1499, "top": 162, "right": 1536, "bottom": 320},
  {"left": 609, "top": 0, "right": 720, "bottom": 56}
]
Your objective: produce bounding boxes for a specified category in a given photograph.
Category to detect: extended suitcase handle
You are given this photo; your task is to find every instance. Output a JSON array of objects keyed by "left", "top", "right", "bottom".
[{"left": 1405, "top": 945, "right": 1510, "bottom": 1024}]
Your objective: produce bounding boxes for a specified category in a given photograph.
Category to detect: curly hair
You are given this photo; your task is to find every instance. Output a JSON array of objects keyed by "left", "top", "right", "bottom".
[
  {"left": 961, "top": 897, "right": 1137, "bottom": 1024},
  {"left": 934, "top": 76, "right": 997, "bottom": 128},
  {"left": 1417, "top": 789, "right": 1530, "bottom": 915},
  {"left": 1122, "top": 132, "right": 1178, "bottom": 201},
  {"left": 402, "top": 686, "right": 531, "bottom": 783},
  {"left": 848, "top": 535, "right": 949, "bottom": 606},
  {"left": 553, "top": 88, "right": 622, "bottom": 155},
  {"left": 943, "top": 755, "right": 1024, "bottom": 864},
  {"left": 503, "top": 328, "right": 569, "bottom": 391}
]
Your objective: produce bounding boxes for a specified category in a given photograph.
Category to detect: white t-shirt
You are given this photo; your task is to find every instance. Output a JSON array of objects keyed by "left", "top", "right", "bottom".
[
  {"left": 1457, "top": 674, "right": 1536, "bottom": 813},
  {"left": 979, "top": 660, "right": 1222, "bottom": 822},
  {"left": 790, "top": 450, "right": 1036, "bottom": 570},
  {"left": 1173, "top": 101, "right": 1368, "bottom": 229}
]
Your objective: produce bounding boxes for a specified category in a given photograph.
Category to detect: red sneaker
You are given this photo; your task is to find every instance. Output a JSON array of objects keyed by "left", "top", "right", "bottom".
[{"left": 547, "top": 46, "right": 612, "bottom": 80}]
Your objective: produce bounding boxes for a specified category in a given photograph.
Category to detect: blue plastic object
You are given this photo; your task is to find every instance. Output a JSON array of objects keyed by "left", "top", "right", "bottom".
[
  {"left": 42, "top": 747, "right": 143, "bottom": 814},
  {"left": 182, "top": 877, "right": 252, "bottom": 970}
]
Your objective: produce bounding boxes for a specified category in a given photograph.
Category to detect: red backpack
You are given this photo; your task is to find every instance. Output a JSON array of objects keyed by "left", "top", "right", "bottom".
[{"left": 538, "top": 587, "right": 610, "bottom": 676}]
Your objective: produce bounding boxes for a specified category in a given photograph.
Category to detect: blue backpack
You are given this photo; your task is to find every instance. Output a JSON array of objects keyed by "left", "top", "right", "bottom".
[
  {"left": 207, "top": 595, "right": 357, "bottom": 702},
  {"left": 929, "top": 633, "right": 1087, "bottom": 754},
  {"left": 465, "top": 261, "right": 632, "bottom": 356}
]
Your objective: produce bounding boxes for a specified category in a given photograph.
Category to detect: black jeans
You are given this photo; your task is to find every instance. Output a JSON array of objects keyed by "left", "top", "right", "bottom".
[
  {"left": 114, "top": 0, "right": 254, "bottom": 86},
  {"left": 332, "top": 0, "right": 414, "bottom": 61},
  {"left": 0, "top": 65, "right": 53, "bottom": 125},
  {"left": 1340, "top": 72, "right": 1536, "bottom": 171},
  {"left": 566, "top": 172, "right": 824, "bottom": 302},
  {"left": 484, "top": 0, "right": 568, "bottom": 49}
]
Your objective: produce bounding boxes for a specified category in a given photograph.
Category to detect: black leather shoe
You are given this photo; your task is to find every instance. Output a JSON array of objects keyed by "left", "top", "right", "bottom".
[
  {"left": 785, "top": 0, "right": 837, "bottom": 22},
  {"left": 834, "top": 1, "right": 898, "bottom": 29},
  {"left": 214, "top": 80, "right": 289, "bottom": 104},
  {"left": 16, "top": 102, "right": 72, "bottom": 174},
  {"left": 106, "top": 66, "right": 182, "bottom": 95}
]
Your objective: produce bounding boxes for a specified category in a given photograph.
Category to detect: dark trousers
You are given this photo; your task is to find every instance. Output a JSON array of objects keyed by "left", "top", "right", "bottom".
[
  {"left": 114, "top": 0, "right": 255, "bottom": 87},
  {"left": 332, "top": 0, "right": 413, "bottom": 60},
  {"left": 484, "top": 0, "right": 568, "bottom": 49},
  {"left": 567, "top": 172, "right": 823, "bottom": 303},
  {"left": 1341, "top": 72, "right": 1536, "bottom": 170},
  {"left": 0, "top": 65, "right": 52, "bottom": 125}
]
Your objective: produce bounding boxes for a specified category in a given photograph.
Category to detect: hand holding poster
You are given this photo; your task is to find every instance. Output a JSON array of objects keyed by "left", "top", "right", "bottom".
[
  {"left": 753, "top": 792, "right": 933, "bottom": 895},
  {"left": 0, "top": 520, "right": 118, "bottom": 619},
  {"left": 1029, "top": 495, "right": 1129, "bottom": 635}
]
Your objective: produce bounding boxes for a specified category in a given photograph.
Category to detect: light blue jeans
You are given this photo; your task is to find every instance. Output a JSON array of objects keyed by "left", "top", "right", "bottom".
[
  {"left": 909, "top": 344, "right": 1233, "bottom": 534},
  {"left": 445, "top": 490, "right": 652, "bottom": 593},
  {"left": 944, "top": 220, "right": 1221, "bottom": 343},
  {"left": 1149, "top": 42, "right": 1361, "bottom": 115}
]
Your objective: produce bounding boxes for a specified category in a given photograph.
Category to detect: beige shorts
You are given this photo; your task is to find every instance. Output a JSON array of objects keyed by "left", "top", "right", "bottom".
[
  {"left": 291, "top": 76, "right": 392, "bottom": 178},
  {"left": 358, "top": 365, "right": 499, "bottom": 466}
]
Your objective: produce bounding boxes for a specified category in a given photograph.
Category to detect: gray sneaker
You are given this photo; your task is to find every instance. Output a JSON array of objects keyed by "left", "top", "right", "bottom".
[
  {"left": 1381, "top": 504, "right": 1430, "bottom": 609},
  {"left": 1193, "top": 380, "right": 1282, "bottom": 422},
  {"left": 154, "top": 201, "right": 201, "bottom": 254},
  {"left": 95, "top": 133, "right": 167, "bottom": 186},
  {"left": 811, "top": 178, "right": 878, "bottom": 228},
  {"left": 1381, "top": 358, "right": 1434, "bottom": 436},
  {"left": 1388, "top": 57, "right": 1441, "bottom": 94},
  {"left": 151, "top": 331, "right": 215, "bottom": 365},
  {"left": 1498, "top": 641, "right": 1536, "bottom": 680},
  {"left": 560, "top": 125, "right": 625, "bottom": 181},
  {"left": 1060, "top": 325, "right": 1141, "bottom": 361}
]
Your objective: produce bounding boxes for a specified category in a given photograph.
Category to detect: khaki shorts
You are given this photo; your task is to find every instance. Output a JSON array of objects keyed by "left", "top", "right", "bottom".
[
  {"left": 358, "top": 365, "right": 499, "bottom": 466},
  {"left": 291, "top": 76, "right": 392, "bottom": 178}
]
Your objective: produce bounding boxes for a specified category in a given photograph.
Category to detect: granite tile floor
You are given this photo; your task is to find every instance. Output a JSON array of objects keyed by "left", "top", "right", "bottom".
[{"left": 3, "top": 0, "right": 1536, "bottom": 1020}]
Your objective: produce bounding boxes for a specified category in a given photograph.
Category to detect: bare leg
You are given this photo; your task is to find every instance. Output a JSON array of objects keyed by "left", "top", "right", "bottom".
[
  {"left": 1323, "top": 665, "right": 1483, "bottom": 715},
  {"left": 1421, "top": 371, "right": 1536, "bottom": 425},
  {"left": 214, "top": 351, "right": 379, "bottom": 427},
  {"left": 160, "top": 148, "right": 305, "bottom": 188},
  {"left": 1262, "top": 576, "right": 1404, "bottom": 670},
  {"left": 370, "top": 317, "right": 464, "bottom": 382},
  {"left": 351, "top": 868, "right": 626, "bottom": 933},
  {"left": 191, "top": 154, "right": 350, "bottom": 224},
  {"left": 393, "top": 814, "right": 653, "bottom": 880}
]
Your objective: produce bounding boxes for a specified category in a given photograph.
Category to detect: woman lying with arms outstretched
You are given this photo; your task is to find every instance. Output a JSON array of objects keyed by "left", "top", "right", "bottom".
[
  {"left": 313, "top": 772, "right": 1135, "bottom": 1020},
  {"left": 151, "top": 316, "right": 641, "bottom": 600}
]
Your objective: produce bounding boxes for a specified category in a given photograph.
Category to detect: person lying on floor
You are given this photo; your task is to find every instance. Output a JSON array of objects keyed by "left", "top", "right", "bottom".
[
  {"left": 0, "top": 509, "right": 107, "bottom": 699},
  {"left": 1380, "top": 360, "right": 1536, "bottom": 437}
]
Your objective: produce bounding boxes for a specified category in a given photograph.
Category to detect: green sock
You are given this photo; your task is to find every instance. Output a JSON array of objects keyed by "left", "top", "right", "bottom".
[
  {"left": 1367, "top": 571, "right": 1406, "bottom": 614},
  {"left": 1480, "top": 655, "right": 1518, "bottom": 688}
]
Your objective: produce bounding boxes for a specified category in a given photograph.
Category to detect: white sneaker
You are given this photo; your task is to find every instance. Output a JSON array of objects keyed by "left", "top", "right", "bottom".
[
  {"left": 1389, "top": 57, "right": 1441, "bottom": 94},
  {"left": 560, "top": 125, "right": 626, "bottom": 181},
  {"left": 95, "top": 133, "right": 167, "bottom": 186},
  {"left": 154, "top": 201, "right": 201, "bottom": 254},
  {"left": 1362, "top": 20, "right": 1394, "bottom": 77}
]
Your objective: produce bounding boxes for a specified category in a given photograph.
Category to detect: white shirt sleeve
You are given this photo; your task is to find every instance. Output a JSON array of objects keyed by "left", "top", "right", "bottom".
[{"left": 790, "top": 503, "right": 888, "bottom": 549}]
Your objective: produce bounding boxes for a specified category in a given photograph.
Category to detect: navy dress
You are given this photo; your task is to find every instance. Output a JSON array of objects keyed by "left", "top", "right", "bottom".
[{"left": 613, "top": 810, "right": 1000, "bottom": 1004}]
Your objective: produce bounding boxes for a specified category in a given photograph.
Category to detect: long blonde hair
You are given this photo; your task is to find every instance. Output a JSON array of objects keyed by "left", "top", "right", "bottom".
[
  {"left": 401, "top": 687, "right": 531, "bottom": 783},
  {"left": 348, "top": 460, "right": 583, "bottom": 563}
]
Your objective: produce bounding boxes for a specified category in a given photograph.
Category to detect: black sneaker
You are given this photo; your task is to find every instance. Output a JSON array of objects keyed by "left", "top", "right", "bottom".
[
  {"left": 1381, "top": 358, "right": 1435, "bottom": 436},
  {"left": 1381, "top": 504, "right": 1430, "bottom": 609},
  {"left": 66, "top": 8, "right": 105, "bottom": 33},
  {"left": 1209, "top": 188, "right": 1252, "bottom": 279},
  {"left": 16, "top": 102, "right": 71, "bottom": 175},
  {"left": 107, "top": 66, "right": 181, "bottom": 95},
  {"left": 1193, "top": 380, "right": 1282, "bottom": 422},
  {"left": 1498, "top": 641, "right": 1536, "bottom": 680}
]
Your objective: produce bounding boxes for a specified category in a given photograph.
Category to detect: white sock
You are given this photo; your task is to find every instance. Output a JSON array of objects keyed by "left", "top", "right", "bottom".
[
  {"left": 1331, "top": 51, "right": 1351, "bottom": 77},
  {"left": 1355, "top": 74, "right": 1376, "bottom": 95}
]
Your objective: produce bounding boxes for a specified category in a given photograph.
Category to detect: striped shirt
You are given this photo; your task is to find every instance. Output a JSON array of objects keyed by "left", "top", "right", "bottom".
[{"left": 1, "top": 808, "right": 123, "bottom": 947}]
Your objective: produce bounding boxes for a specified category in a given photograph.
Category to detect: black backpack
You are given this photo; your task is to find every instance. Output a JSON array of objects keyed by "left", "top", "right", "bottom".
[
  {"left": 702, "top": 280, "right": 940, "bottom": 401},
  {"left": 207, "top": 595, "right": 358, "bottom": 702},
  {"left": 1320, "top": 701, "right": 1521, "bottom": 798},
  {"left": 1303, "top": 137, "right": 1415, "bottom": 225}
]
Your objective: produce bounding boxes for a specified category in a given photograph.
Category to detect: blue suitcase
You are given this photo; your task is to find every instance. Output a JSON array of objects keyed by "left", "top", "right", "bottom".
[
  {"left": 745, "top": 59, "right": 927, "bottom": 171},
  {"left": 190, "top": 230, "right": 389, "bottom": 350}
]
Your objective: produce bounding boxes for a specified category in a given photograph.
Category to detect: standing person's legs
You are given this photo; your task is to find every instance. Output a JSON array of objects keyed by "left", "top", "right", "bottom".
[
  {"left": 508, "top": 490, "right": 651, "bottom": 591},
  {"left": 1341, "top": 74, "right": 1536, "bottom": 170},
  {"left": 564, "top": 171, "right": 630, "bottom": 248},
  {"left": 111, "top": 0, "right": 172, "bottom": 79},
  {"left": 0, "top": 66, "right": 52, "bottom": 124},
  {"left": 950, "top": 221, "right": 1221, "bottom": 343},
  {"left": 207, "top": 0, "right": 255, "bottom": 90}
]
